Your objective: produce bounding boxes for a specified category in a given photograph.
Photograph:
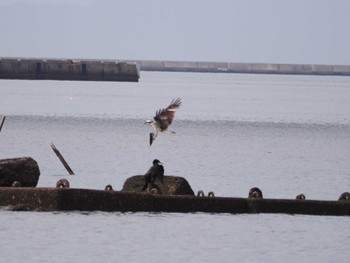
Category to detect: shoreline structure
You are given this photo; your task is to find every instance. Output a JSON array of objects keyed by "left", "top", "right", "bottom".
[
  {"left": 1, "top": 57, "right": 350, "bottom": 82},
  {"left": 1, "top": 187, "right": 349, "bottom": 216},
  {"left": 133, "top": 59, "right": 350, "bottom": 76},
  {"left": 0, "top": 57, "right": 140, "bottom": 82}
]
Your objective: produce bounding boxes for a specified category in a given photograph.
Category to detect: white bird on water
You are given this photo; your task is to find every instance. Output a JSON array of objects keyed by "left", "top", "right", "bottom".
[{"left": 145, "top": 98, "right": 182, "bottom": 146}]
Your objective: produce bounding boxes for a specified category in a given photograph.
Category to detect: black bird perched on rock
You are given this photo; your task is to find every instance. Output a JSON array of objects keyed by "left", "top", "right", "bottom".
[
  {"left": 142, "top": 159, "right": 164, "bottom": 191},
  {"left": 145, "top": 98, "right": 182, "bottom": 146}
]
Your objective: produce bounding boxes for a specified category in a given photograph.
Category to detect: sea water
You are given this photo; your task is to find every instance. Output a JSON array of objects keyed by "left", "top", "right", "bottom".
[{"left": 0, "top": 72, "right": 349, "bottom": 262}]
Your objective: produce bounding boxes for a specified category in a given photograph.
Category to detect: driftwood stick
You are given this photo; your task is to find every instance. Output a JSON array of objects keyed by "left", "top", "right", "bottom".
[
  {"left": 49, "top": 141, "right": 75, "bottom": 175},
  {"left": 0, "top": 116, "right": 6, "bottom": 132}
]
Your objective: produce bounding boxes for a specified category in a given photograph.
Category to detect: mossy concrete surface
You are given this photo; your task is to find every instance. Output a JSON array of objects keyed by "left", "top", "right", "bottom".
[
  {"left": 121, "top": 175, "right": 195, "bottom": 196},
  {"left": 0, "top": 157, "right": 40, "bottom": 187}
]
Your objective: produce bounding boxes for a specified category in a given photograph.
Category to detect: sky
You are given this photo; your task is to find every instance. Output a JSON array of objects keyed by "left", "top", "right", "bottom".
[{"left": 0, "top": 0, "right": 349, "bottom": 65}]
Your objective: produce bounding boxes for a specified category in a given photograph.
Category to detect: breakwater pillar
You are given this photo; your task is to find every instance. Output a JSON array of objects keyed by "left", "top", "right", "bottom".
[{"left": 0, "top": 57, "right": 139, "bottom": 82}]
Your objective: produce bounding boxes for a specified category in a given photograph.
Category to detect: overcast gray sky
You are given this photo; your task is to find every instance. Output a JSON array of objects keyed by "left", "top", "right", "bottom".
[{"left": 0, "top": 0, "right": 349, "bottom": 65}]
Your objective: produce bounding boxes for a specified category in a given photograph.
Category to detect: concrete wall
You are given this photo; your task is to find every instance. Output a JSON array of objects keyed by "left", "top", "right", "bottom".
[
  {"left": 1, "top": 187, "right": 350, "bottom": 215},
  {"left": 2, "top": 57, "right": 350, "bottom": 79},
  {"left": 133, "top": 60, "right": 350, "bottom": 76},
  {"left": 0, "top": 57, "right": 140, "bottom": 82}
]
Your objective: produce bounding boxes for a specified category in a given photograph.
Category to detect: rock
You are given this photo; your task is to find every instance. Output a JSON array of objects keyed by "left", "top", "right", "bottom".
[
  {"left": 121, "top": 175, "right": 195, "bottom": 196},
  {"left": 0, "top": 157, "right": 40, "bottom": 187}
]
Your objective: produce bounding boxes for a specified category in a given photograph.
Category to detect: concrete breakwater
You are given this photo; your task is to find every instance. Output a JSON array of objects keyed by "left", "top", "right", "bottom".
[
  {"left": 0, "top": 57, "right": 139, "bottom": 82},
  {"left": 2, "top": 57, "right": 349, "bottom": 79},
  {"left": 132, "top": 60, "right": 350, "bottom": 76},
  {"left": 1, "top": 187, "right": 350, "bottom": 216},
  {"left": 1, "top": 157, "right": 349, "bottom": 215}
]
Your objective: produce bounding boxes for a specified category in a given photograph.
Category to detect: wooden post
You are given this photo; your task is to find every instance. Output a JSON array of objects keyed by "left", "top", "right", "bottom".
[
  {"left": 49, "top": 142, "right": 75, "bottom": 175},
  {"left": 0, "top": 116, "right": 6, "bottom": 132}
]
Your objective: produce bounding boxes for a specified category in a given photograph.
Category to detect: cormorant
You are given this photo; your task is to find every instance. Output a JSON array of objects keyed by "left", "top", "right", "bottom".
[{"left": 142, "top": 159, "right": 164, "bottom": 191}]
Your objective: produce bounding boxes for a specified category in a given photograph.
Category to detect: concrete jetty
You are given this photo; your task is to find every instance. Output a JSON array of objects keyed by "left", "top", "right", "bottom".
[
  {"left": 0, "top": 57, "right": 139, "bottom": 82},
  {"left": 1, "top": 187, "right": 349, "bottom": 216},
  {"left": 2, "top": 57, "right": 349, "bottom": 79},
  {"left": 132, "top": 60, "right": 350, "bottom": 76}
]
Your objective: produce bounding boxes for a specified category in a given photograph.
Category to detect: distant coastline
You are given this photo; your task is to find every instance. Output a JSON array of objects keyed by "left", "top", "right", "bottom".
[{"left": 130, "top": 60, "right": 350, "bottom": 76}]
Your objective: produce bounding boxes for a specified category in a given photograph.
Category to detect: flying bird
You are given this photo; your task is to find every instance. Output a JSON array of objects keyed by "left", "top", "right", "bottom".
[
  {"left": 142, "top": 159, "right": 164, "bottom": 191},
  {"left": 145, "top": 98, "right": 182, "bottom": 146}
]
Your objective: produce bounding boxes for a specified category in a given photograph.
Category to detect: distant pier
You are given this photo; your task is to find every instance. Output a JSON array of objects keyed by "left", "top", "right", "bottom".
[
  {"left": 132, "top": 60, "right": 350, "bottom": 76},
  {"left": 2, "top": 57, "right": 349, "bottom": 80},
  {"left": 0, "top": 57, "right": 139, "bottom": 82}
]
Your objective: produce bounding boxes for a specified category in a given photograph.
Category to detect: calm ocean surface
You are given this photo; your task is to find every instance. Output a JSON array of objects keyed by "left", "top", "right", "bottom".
[{"left": 0, "top": 72, "right": 350, "bottom": 262}]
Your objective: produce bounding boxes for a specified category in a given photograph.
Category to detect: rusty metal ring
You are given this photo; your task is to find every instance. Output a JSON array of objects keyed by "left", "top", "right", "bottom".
[
  {"left": 197, "top": 190, "right": 205, "bottom": 197},
  {"left": 12, "top": 181, "right": 22, "bottom": 187},
  {"left": 56, "top": 178, "right": 70, "bottom": 188},
  {"left": 105, "top": 185, "right": 114, "bottom": 191}
]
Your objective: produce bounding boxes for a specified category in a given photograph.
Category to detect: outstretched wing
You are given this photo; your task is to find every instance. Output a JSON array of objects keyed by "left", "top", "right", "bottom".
[{"left": 154, "top": 98, "right": 182, "bottom": 130}]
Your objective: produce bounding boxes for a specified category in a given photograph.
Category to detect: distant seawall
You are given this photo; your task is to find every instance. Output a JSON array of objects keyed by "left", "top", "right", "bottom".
[
  {"left": 0, "top": 57, "right": 140, "bottom": 82},
  {"left": 132, "top": 60, "right": 350, "bottom": 76},
  {"left": 2, "top": 57, "right": 349, "bottom": 80}
]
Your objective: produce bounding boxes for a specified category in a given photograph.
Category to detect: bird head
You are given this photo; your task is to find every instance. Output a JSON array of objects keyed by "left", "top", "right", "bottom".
[
  {"left": 145, "top": 119, "right": 153, "bottom": 125},
  {"left": 153, "top": 159, "right": 162, "bottom": 165}
]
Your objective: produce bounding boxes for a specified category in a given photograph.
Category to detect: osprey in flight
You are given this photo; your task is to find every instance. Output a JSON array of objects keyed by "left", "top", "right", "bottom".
[{"left": 145, "top": 98, "right": 182, "bottom": 146}]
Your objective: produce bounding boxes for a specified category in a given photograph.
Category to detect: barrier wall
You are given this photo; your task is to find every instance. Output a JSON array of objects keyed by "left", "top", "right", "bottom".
[
  {"left": 134, "top": 60, "right": 350, "bottom": 76},
  {"left": 0, "top": 57, "right": 140, "bottom": 82},
  {"left": 0, "top": 187, "right": 349, "bottom": 216},
  {"left": 2, "top": 57, "right": 350, "bottom": 79}
]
